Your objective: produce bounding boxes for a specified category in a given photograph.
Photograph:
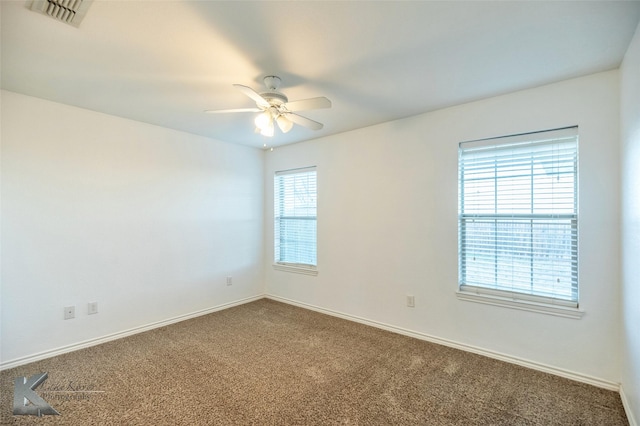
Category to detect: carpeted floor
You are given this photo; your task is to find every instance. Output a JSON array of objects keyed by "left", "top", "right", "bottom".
[{"left": 0, "top": 299, "right": 629, "bottom": 425}]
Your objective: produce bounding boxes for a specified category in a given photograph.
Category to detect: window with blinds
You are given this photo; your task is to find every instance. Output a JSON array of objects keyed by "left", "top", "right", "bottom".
[
  {"left": 274, "top": 167, "right": 317, "bottom": 269},
  {"left": 458, "top": 127, "right": 578, "bottom": 307}
]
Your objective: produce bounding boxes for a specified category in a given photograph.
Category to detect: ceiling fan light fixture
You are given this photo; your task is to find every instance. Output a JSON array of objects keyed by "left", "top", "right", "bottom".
[
  {"left": 260, "top": 121, "right": 275, "bottom": 137},
  {"left": 276, "top": 114, "right": 293, "bottom": 133},
  {"left": 209, "top": 76, "right": 331, "bottom": 137},
  {"left": 254, "top": 110, "right": 271, "bottom": 130}
]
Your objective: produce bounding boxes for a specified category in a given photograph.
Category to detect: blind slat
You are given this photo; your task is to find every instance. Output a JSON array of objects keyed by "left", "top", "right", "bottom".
[
  {"left": 275, "top": 167, "right": 317, "bottom": 267},
  {"left": 458, "top": 127, "right": 578, "bottom": 305}
]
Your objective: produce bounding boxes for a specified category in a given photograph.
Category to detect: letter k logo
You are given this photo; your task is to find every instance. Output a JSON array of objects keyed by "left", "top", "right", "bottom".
[{"left": 13, "top": 372, "right": 60, "bottom": 416}]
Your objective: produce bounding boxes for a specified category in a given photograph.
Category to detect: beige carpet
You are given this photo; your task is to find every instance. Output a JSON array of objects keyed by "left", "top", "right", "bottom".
[{"left": 0, "top": 299, "right": 628, "bottom": 425}]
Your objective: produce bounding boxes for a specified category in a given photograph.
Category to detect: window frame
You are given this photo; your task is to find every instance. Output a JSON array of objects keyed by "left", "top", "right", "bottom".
[
  {"left": 456, "top": 127, "right": 583, "bottom": 319},
  {"left": 273, "top": 166, "right": 318, "bottom": 276}
]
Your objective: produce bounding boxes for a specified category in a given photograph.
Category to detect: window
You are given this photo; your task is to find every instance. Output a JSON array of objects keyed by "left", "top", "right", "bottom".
[
  {"left": 458, "top": 127, "right": 579, "bottom": 315},
  {"left": 274, "top": 167, "right": 317, "bottom": 274}
]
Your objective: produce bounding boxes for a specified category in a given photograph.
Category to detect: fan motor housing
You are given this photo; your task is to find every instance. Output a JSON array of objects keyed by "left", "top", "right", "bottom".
[{"left": 260, "top": 91, "right": 288, "bottom": 106}]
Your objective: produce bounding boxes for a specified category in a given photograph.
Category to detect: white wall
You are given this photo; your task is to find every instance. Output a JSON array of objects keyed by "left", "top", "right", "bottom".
[
  {"left": 0, "top": 91, "right": 264, "bottom": 364},
  {"left": 621, "top": 21, "right": 640, "bottom": 425},
  {"left": 265, "top": 71, "right": 621, "bottom": 385},
  {"left": 0, "top": 67, "right": 627, "bottom": 399}
]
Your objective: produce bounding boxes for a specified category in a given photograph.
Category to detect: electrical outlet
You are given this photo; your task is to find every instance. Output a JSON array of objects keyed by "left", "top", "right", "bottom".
[
  {"left": 406, "top": 295, "right": 415, "bottom": 308},
  {"left": 226, "top": 276, "right": 232, "bottom": 286},
  {"left": 64, "top": 306, "right": 75, "bottom": 320},
  {"left": 88, "top": 301, "right": 98, "bottom": 315}
]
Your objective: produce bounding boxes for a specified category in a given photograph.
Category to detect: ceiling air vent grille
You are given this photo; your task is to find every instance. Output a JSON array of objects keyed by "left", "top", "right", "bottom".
[{"left": 30, "top": 0, "right": 93, "bottom": 27}]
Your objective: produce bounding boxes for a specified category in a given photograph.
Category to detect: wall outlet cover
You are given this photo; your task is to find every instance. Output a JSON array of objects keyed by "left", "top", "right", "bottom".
[
  {"left": 64, "top": 306, "right": 75, "bottom": 320},
  {"left": 407, "top": 295, "right": 415, "bottom": 308}
]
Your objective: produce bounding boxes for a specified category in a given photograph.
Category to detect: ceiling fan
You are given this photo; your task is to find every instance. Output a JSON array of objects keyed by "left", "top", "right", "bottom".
[{"left": 206, "top": 76, "right": 331, "bottom": 137}]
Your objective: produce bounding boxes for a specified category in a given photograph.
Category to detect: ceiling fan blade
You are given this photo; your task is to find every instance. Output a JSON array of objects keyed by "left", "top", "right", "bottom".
[
  {"left": 286, "top": 112, "right": 324, "bottom": 131},
  {"left": 233, "top": 84, "right": 270, "bottom": 108},
  {"left": 284, "top": 97, "right": 331, "bottom": 112},
  {"left": 205, "top": 108, "right": 261, "bottom": 114}
]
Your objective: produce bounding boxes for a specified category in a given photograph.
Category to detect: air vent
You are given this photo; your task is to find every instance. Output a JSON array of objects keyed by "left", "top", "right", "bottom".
[{"left": 30, "top": 0, "right": 93, "bottom": 27}]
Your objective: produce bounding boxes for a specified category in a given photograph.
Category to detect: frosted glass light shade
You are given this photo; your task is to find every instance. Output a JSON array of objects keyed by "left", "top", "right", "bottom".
[
  {"left": 276, "top": 114, "right": 293, "bottom": 133},
  {"left": 254, "top": 111, "right": 271, "bottom": 130},
  {"left": 260, "top": 119, "right": 274, "bottom": 137}
]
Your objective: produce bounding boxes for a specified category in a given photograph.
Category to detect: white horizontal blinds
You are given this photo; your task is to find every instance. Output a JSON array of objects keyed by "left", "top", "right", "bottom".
[
  {"left": 458, "top": 127, "right": 578, "bottom": 306},
  {"left": 274, "top": 167, "right": 317, "bottom": 267}
]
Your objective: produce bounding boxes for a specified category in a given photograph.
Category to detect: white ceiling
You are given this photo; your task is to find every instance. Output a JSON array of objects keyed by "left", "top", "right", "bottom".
[{"left": 2, "top": 1, "right": 640, "bottom": 148}]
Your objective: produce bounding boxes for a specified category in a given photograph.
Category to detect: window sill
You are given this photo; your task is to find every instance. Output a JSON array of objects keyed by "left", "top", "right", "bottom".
[
  {"left": 272, "top": 263, "right": 318, "bottom": 276},
  {"left": 456, "top": 290, "right": 584, "bottom": 319}
]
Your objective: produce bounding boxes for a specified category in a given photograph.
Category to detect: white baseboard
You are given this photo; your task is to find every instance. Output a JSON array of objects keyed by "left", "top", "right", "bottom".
[
  {"left": 0, "top": 294, "right": 265, "bottom": 371},
  {"left": 620, "top": 385, "right": 638, "bottom": 426},
  {"left": 266, "top": 294, "right": 620, "bottom": 392},
  {"left": 2, "top": 293, "right": 623, "bottom": 397}
]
